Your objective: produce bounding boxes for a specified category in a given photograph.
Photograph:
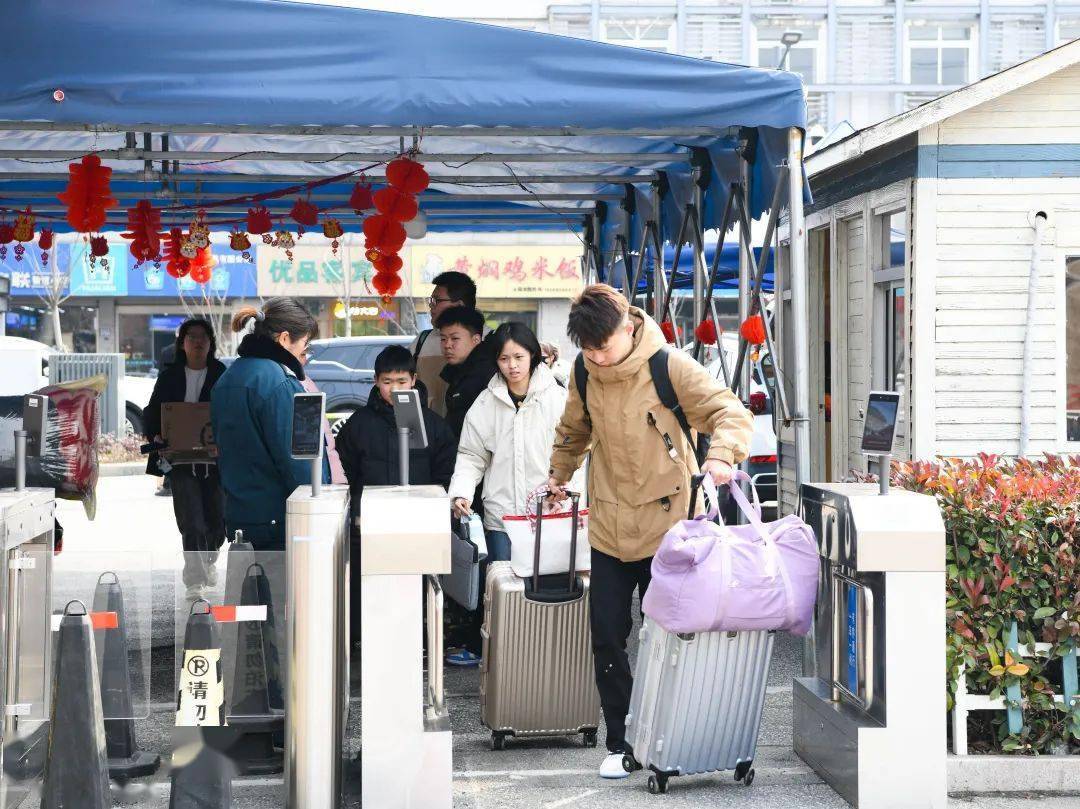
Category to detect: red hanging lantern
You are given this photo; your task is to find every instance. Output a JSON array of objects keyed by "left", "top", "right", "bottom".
[
  {"left": 386, "top": 157, "right": 430, "bottom": 194},
  {"left": 373, "top": 253, "right": 403, "bottom": 274},
  {"left": 121, "top": 200, "right": 163, "bottom": 265},
  {"left": 371, "top": 270, "right": 402, "bottom": 300},
  {"left": 188, "top": 244, "right": 214, "bottom": 285},
  {"left": 694, "top": 318, "right": 719, "bottom": 346},
  {"left": 38, "top": 228, "right": 54, "bottom": 266},
  {"left": 373, "top": 187, "right": 418, "bottom": 223},
  {"left": 57, "top": 154, "right": 117, "bottom": 233},
  {"left": 290, "top": 197, "right": 319, "bottom": 236},
  {"left": 660, "top": 321, "right": 677, "bottom": 344},
  {"left": 230, "top": 230, "right": 253, "bottom": 262},
  {"left": 349, "top": 179, "right": 375, "bottom": 212},
  {"left": 247, "top": 206, "right": 274, "bottom": 243},
  {"left": 739, "top": 314, "right": 766, "bottom": 346},
  {"left": 164, "top": 228, "right": 190, "bottom": 278},
  {"left": 362, "top": 215, "right": 406, "bottom": 254}
]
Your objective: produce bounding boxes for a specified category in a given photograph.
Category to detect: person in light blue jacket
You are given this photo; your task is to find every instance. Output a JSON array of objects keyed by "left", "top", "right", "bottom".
[{"left": 211, "top": 297, "right": 327, "bottom": 551}]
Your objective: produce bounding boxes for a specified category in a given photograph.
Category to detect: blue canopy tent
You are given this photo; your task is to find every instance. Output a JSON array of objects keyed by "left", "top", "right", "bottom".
[{"left": 0, "top": 0, "right": 814, "bottom": 489}]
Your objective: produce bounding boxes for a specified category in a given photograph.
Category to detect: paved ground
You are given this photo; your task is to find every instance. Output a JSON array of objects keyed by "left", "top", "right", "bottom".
[{"left": 0, "top": 476, "right": 1067, "bottom": 807}]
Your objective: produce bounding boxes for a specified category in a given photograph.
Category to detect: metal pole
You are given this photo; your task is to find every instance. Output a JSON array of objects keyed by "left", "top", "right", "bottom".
[
  {"left": 878, "top": 455, "right": 891, "bottom": 496},
  {"left": 788, "top": 128, "right": 812, "bottom": 491},
  {"left": 691, "top": 175, "right": 706, "bottom": 331},
  {"left": 1020, "top": 211, "right": 1048, "bottom": 458},
  {"left": 310, "top": 457, "right": 321, "bottom": 499},
  {"left": 14, "top": 430, "right": 27, "bottom": 492},
  {"left": 398, "top": 427, "right": 410, "bottom": 487},
  {"left": 650, "top": 181, "right": 665, "bottom": 321},
  {"left": 738, "top": 163, "right": 753, "bottom": 406},
  {"left": 286, "top": 531, "right": 346, "bottom": 809}
]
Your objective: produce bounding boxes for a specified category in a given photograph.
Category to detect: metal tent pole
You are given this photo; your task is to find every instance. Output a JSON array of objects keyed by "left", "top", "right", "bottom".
[
  {"left": 691, "top": 174, "right": 706, "bottom": 332},
  {"left": 787, "top": 128, "right": 811, "bottom": 491},
  {"left": 650, "top": 179, "right": 666, "bottom": 321},
  {"left": 738, "top": 161, "right": 753, "bottom": 406}
]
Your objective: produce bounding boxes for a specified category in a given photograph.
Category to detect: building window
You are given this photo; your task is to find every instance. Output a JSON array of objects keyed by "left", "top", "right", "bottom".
[
  {"left": 1067, "top": 256, "right": 1080, "bottom": 443},
  {"left": 874, "top": 211, "right": 907, "bottom": 395},
  {"left": 755, "top": 23, "right": 822, "bottom": 83},
  {"left": 906, "top": 22, "right": 974, "bottom": 86},
  {"left": 1059, "top": 20, "right": 1080, "bottom": 45},
  {"left": 603, "top": 16, "right": 675, "bottom": 52}
]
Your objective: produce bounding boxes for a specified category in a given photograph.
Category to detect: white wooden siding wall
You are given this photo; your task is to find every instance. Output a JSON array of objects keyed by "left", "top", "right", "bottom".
[
  {"left": 843, "top": 214, "right": 870, "bottom": 475},
  {"left": 928, "top": 63, "right": 1080, "bottom": 457}
]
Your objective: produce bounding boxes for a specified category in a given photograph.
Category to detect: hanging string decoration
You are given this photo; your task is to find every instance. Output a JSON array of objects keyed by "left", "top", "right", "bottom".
[
  {"left": 230, "top": 229, "right": 252, "bottom": 262},
  {"left": 365, "top": 247, "right": 381, "bottom": 263},
  {"left": 373, "top": 186, "right": 419, "bottom": 223},
  {"left": 122, "top": 201, "right": 163, "bottom": 266},
  {"left": 273, "top": 230, "right": 296, "bottom": 263},
  {"left": 164, "top": 228, "right": 190, "bottom": 278},
  {"left": 739, "top": 314, "right": 767, "bottom": 362},
  {"left": 38, "top": 228, "right": 54, "bottom": 267},
  {"left": 694, "top": 318, "right": 718, "bottom": 346},
  {"left": 323, "top": 219, "right": 344, "bottom": 256},
  {"left": 57, "top": 155, "right": 117, "bottom": 233},
  {"left": 188, "top": 211, "right": 210, "bottom": 249},
  {"left": 349, "top": 179, "right": 374, "bottom": 212},
  {"left": 290, "top": 197, "right": 319, "bottom": 238},
  {"left": 386, "top": 157, "right": 430, "bottom": 195},
  {"left": 247, "top": 206, "right": 274, "bottom": 244},
  {"left": 13, "top": 208, "right": 34, "bottom": 261},
  {"left": 89, "top": 235, "right": 110, "bottom": 269},
  {"left": 180, "top": 232, "right": 199, "bottom": 260},
  {"left": 0, "top": 222, "right": 12, "bottom": 260}
]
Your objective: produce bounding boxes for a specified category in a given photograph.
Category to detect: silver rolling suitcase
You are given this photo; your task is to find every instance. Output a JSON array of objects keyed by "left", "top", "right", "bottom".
[
  {"left": 623, "top": 618, "right": 774, "bottom": 795},
  {"left": 479, "top": 492, "right": 600, "bottom": 750}
]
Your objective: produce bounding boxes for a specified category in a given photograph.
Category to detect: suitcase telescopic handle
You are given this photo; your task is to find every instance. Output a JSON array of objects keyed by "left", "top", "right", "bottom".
[{"left": 532, "top": 489, "right": 582, "bottom": 595}]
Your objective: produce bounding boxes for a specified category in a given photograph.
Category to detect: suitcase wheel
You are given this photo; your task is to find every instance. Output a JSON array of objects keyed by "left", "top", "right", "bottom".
[
  {"left": 744, "top": 768, "right": 755, "bottom": 787},
  {"left": 491, "top": 732, "right": 506, "bottom": 751},
  {"left": 734, "top": 760, "right": 754, "bottom": 784},
  {"left": 647, "top": 774, "right": 669, "bottom": 795},
  {"left": 582, "top": 730, "right": 597, "bottom": 748},
  {"left": 621, "top": 753, "right": 640, "bottom": 774}
]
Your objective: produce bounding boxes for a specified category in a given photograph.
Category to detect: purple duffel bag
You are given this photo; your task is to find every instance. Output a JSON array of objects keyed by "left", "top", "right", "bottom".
[{"left": 641, "top": 471, "right": 819, "bottom": 636}]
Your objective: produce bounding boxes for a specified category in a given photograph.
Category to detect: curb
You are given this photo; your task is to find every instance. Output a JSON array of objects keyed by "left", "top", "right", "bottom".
[
  {"left": 949, "top": 754, "right": 1080, "bottom": 794},
  {"left": 99, "top": 462, "right": 146, "bottom": 478}
]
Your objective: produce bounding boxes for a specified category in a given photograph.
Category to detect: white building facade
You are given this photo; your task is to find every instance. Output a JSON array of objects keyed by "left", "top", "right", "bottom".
[{"left": 354, "top": 0, "right": 1080, "bottom": 134}]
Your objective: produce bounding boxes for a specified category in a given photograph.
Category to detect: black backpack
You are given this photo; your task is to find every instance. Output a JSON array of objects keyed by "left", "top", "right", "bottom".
[{"left": 573, "top": 348, "right": 709, "bottom": 467}]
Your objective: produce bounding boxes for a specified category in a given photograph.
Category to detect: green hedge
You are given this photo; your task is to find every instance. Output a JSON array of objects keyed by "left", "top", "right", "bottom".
[{"left": 895, "top": 454, "right": 1080, "bottom": 754}]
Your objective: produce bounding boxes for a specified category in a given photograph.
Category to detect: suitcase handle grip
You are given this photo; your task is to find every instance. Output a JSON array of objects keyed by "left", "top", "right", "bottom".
[{"left": 531, "top": 489, "right": 582, "bottom": 595}]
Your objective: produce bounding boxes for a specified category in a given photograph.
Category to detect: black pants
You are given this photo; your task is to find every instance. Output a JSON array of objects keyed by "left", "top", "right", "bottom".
[
  {"left": 589, "top": 547, "right": 653, "bottom": 753},
  {"left": 170, "top": 465, "right": 226, "bottom": 588}
]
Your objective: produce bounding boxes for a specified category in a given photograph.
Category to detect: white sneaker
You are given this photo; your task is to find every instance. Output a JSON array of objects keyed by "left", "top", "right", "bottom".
[{"left": 599, "top": 752, "right": 629, "bottom": 779}]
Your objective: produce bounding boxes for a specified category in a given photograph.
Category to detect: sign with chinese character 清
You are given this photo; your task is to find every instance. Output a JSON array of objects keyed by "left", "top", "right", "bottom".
[
  {"left": 175, "top": 648, "right": 226, "bottom": 727},
  {"left": 409, "top": 245, "right": 583, "bottom": 300}
]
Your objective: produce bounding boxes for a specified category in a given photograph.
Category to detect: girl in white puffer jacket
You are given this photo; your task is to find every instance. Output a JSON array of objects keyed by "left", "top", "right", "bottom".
[{"left": 449, "top": 322, "right": 578, "bottom": 562}]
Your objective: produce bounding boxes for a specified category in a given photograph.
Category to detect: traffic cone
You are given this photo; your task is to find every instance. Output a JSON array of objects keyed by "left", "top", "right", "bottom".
[
  {"left": 225, "top": 562, "right": 284, "bottom": 775},
  {"left": 92, "top": 571, "right": 161, "bottom": 779},
  {"left": 169, "top": 600, "right": 233, "bottom": 809},
  {"left": 41, "top": 600, "right": 110, "bottom": 809}
]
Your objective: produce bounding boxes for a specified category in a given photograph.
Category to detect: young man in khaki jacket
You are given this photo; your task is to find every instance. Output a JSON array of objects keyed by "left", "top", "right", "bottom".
[{"left": 547, "top": 284, "right": 754, "bottom": 779}]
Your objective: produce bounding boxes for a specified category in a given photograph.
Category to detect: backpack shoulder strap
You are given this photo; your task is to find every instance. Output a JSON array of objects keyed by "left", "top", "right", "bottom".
[
  {"left": 573, "top": 353, "right": 589, "bottom": 418},
  {"left": 413, "top": 329, "right": 431, "bottom": 361},
  {"left": 649, "top": 348, "right": 695, "bottom": 451}
]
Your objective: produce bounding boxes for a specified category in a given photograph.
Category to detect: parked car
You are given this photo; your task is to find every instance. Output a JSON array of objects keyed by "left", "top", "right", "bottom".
[
  {"left": 702, "top": 334, "right": 778, "bottom": 519},
  {"left": 0, "top": 335, "right": 155, "bottom": 436},
  {"left": 221, "top": 335, "right": 415, "bottom": 434}
]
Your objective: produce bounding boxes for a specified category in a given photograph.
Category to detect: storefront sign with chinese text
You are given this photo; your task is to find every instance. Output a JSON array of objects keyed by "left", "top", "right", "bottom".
[{"left": 409, "top": 245, "right": 582, "bottom": 299}]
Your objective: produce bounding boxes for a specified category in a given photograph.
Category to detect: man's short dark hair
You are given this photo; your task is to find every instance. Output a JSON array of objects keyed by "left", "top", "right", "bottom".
[
  {"left": 435, "top": 306, "right": 486, "bottom": 337},
  {"left": 566, "top": 284, "right": 631, "bottom": 349},
  {"left": 374, "top": 345, "right": 416, "bottom": 377},
  {"left": 432, "top": 271, "right": 477, "bottom": 310}
]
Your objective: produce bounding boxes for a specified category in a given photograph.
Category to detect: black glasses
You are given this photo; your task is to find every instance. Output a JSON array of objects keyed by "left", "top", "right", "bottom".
[{"left": 428, "top": 295, "right": 455, "bottom": 306}]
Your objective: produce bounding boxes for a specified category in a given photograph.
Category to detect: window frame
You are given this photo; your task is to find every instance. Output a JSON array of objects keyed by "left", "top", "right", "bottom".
[
  {"left": 751, "top": 21, "right": 826, "bottom": 84},
  {"left": 1062, "top": 252, "right": 1080, "bottom": 450},
  {"left": 904, "top": 20, "right": 977, "bottom": 87},
  {"left": 871, "top": 206, "right": 908, "bottom": 394}
]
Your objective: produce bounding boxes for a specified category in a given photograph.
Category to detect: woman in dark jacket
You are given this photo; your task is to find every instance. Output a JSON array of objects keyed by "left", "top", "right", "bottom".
[
  {"left": 144, "top": 318, "right": 227, "bottom": 600},
  {"left": 210, "top": 297, "right": 326, "bottom": 551}
]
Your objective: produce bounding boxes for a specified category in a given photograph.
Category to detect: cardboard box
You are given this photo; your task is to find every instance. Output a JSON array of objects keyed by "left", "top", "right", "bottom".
[{"left": 161, "top": 402, "right": 218, "bottom": 463}]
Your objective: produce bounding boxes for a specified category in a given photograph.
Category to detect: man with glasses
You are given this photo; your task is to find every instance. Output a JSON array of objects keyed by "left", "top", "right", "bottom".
[{"left": 412, "top": 271, "right": 481, "bottom": 417}]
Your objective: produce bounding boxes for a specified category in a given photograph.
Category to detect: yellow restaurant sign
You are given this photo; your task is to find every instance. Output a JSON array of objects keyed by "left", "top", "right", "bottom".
[{"left": 408, "top": 245, "right": 583, "bottom": 300}]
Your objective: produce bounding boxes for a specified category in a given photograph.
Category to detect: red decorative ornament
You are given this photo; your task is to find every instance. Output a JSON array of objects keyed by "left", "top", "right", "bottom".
[
  {"left": 12, "top": 209, "right": 33, "bottom": 261},
  {"left": 274, "top": 230, "right": 296, "bottom": 262},
  {"left": 371, "top": 270, "right": 402, "bottom": 300},
  {"left": 230, "top": 230, "right": 252, "bottom": 262},
  {"left": 57, "top": 154, "right": 117, "bottom": 233},
  {"left": 290, "top": 197, "right": 319, "bottom": 237},
  {"left": 188, "top": 244, "right": 214, "bottom": 285},
  {"left": 362, "top": 215, "right": 406, "bottom": 254},
  {"left": 0, "top": 222, "right": 12, "bottom": 260},
  {"left": 694, "top": 318, "right": 719, "bottom": 346},
  {"left": 121, "top": 200, "right": 163, "bottom": 265},
  {"left": 739, "top": 314, "right": 766, "bottom": 346},
  {"left": 660, "top": 321, "right": 677, "bottom": 344},
  {"left": 38, "top": 228, "right": 54, "bottom": 266},
  {"left": 365, "top": 247, "right": 381, "bottom": 263},
  {"left": 373, "top": 187, "right": 419, "bottom": 223},
  {"left": 89, "top": 235, "right": 110, "bottom": 269},
  {"left": 323, "top": 219, "right": 344, "bottom": 256},
  {"left": 373, "top": 253, "right": 403, "bottom": 274},
  {"left": 386, "top": 157, "right": 430, "bottom": 194},
  {"left": 349, "top": 179, "right": 375, "bottom": 212},
  {"left": 164, "top": 228, "right": 190, "bottom": 278},
  {"left": 247, "top": 206, "right": 273, "bottom": 241}
]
